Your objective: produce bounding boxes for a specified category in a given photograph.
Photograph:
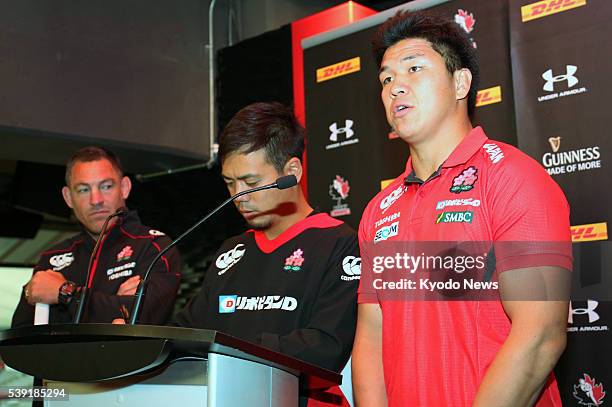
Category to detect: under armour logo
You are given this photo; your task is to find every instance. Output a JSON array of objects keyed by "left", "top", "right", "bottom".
[
  {"left": 542, "top": 65, "right": 578, "bottom": 92},
  {"left": 329, "top": 120, "right": 354, "bottom": 142},
  {"left": 216, "top": 243, "right": 245, "bottom": 275},
  {"left": 569, "top": 300, "right": 600, "bottom": 324}
]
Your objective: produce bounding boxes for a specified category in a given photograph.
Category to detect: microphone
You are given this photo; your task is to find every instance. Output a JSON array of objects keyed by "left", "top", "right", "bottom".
[
  {"left": 128, "top": 175, "right": 297, "bottom": 324},
  {"left": 276, "top": 175, "right": 298, "bottom": 190},
  {"left": 113, "top": 207, "right": 129, "bottom": 218},
  {"left": 73, "top": 207, "right": 128, "bottom": 323}
]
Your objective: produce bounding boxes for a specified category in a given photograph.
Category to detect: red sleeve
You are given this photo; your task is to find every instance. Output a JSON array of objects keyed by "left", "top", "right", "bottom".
[{"left": 487, "top": 153, "right": 573, "bottom": 272}]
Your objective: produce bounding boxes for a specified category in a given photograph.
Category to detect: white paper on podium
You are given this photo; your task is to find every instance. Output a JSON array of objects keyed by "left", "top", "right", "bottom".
[{"left": 34, "top": 303, "right": 49, "bottom": 325}]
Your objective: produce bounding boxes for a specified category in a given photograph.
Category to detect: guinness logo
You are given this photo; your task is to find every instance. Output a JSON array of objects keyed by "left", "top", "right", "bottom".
[{"left": 548, "top": 136, "right": 561, "bottom": 153}]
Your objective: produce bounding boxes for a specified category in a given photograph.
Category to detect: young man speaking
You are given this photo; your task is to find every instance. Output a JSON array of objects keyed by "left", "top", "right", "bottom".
[{"left": 353, "top": 11, "right": 571, "bottom": 407}]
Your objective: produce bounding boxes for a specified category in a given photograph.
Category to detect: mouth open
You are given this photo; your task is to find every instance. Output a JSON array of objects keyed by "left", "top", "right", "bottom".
[{"left": 393, "top": 104, "right": 413, "bottom": 117}]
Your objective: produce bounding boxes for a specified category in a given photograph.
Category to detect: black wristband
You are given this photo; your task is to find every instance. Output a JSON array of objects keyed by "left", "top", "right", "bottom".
[{"left": 58, "top": 281, "right": 78, "bottom": 305}]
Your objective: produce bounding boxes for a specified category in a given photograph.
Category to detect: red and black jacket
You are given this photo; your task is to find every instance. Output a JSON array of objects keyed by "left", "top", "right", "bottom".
[{"left": 11, "top": 211, "right": 181, "bottom": 327}]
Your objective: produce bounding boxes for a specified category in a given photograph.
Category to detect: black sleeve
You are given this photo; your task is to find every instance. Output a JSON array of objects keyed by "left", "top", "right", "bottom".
[
  {"left": 75, "top": 238, "right": 182, "bottom": 324},
  {"left": 136, "top": 241, "right": 182, "bottom": 325},
  {"left": 11, "top": 261, "right": 49, "bottom": 328},
  {"left": 11, "top": 282, "right": 35, "bottom": 328},
  {"left": 171, "top": 238, "right": 241, "bottom": 328},
  {"left": 171, "top": 264, "right": 213, "bottom": 328},
  {"left": 257, "top": 232, "right": 360, "bottom": 372}
]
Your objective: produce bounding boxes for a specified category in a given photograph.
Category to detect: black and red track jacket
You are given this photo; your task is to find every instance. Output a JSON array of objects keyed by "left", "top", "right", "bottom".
[{"left": 11, "top": 211, "right": 181, "bottom": 327}]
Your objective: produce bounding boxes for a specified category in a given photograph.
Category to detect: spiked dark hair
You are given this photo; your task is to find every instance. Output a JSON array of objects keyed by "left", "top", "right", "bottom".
[{"left": 372, "top": 10, "right": 480, "bottom": 118}]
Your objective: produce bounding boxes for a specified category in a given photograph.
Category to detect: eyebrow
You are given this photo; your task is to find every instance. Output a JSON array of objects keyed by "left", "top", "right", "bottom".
[
  {"left": 378, "top": 53, "right": 426, "bottom": 75},
  {"left": 222, "top": 173, "right": 260, "bottom": 181},
  {"left": 73, "top": 179, "right": 115, "bottom": 188}
]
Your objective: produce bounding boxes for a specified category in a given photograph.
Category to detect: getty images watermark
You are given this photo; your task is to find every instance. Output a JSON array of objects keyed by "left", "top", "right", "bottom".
[{"left": 360, "top": 241, "right": 572, "bottom": 301}]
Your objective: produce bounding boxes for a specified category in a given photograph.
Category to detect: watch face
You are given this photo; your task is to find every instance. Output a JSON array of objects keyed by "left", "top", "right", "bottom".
[
  {"left": 60, "top": 282, "right": 76, "bottom": 296},
  {"left": 58, "top": 281, "right": 77, "bottom": 306}
]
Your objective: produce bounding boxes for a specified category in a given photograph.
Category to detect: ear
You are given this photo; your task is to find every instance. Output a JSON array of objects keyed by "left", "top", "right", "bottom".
[
  {"left": 454, "top": 68, "right": 472, "bottom": 100},
  {"left": 62, "top": 186, "right": 74, "bottom": 209},
  {"left": 120, "top": 176, "right": 132, "bottom": 200},
  {"left": 283, "top": 157, "right": 303, "bottom": 183}
]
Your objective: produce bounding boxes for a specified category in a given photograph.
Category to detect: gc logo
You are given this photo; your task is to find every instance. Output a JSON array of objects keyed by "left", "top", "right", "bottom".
[
  {"left": 380, "top": 185, "right": 407, "bottom": 212},
  {"left": 342, "top": 256, "right": 361, "bottom": 276},
  {"left": 49, "top": 252, "right": 74, "bottom": 271},
  {"left": 216, "top": 244, "right": 246, "bottom": 275}
]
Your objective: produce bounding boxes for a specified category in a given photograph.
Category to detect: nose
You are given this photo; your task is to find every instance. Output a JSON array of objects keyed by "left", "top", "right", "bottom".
[
  {"left": 232, "top": 183, "right": 251, "bottom": 203},
  {"left": 390, "top": 81, "right": 407, "bottom": 98},
  {"left": 89, "top": 187, "right": 104, "bottom": 206},
  {"left": 235, "top": 193, "right": 250, "bottom": 203}
]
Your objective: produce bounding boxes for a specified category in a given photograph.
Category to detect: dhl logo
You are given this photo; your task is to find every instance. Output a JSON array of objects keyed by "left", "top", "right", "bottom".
[
  {"left": 316, "top": 57, "right": 361, "bottom": 83},
  {"left": 570, "top": 222, "right": 608, "bottom": 243},
  {"left": 476, "top": 86, "right": 502, "bottom": 107},
  {"left": 521, "top": 0, "right": 586, "bottom": 22},
  {"left": 380, "top": 179, "right": 394, "bottom": 190}
]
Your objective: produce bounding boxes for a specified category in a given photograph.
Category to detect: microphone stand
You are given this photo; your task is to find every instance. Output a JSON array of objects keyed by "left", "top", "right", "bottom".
[
  {"left": 73, "top": 208, "right": 128, "bottom": 323},
  {"left": 128, "top": 175, "right": 297, "bottom": 324}
]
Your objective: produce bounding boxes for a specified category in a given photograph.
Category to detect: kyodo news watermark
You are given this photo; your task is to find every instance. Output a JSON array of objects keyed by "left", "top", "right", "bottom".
[{"left": 360, "top": 241, "right": 572, "bottom": 301}]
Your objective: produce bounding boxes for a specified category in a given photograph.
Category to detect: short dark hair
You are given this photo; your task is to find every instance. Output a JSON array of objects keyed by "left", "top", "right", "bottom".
[
  {"left": 65, "top": 146, "right": 124, "bottom": 185},
  {"left": 219, "top": 102, "right": 305, "bottom": 172},
  {"left": 372, "top": 10, "right": 480, "bottom": 118}
]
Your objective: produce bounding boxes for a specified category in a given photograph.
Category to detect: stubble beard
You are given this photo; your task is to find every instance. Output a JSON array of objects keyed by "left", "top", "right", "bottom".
[{"left": 247, "top": 218, "right": 272, "bottom": 231}]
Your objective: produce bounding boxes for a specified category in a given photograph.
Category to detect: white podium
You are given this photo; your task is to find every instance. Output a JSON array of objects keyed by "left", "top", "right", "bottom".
[{"left": 0, "top": 324, "right": 341, "bottom": 407}]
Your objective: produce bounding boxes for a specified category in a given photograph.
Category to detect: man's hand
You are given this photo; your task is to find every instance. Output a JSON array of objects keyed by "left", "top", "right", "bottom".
[
  {"left": 116, "top": 275, "right": 141, "bottom": 296},
  {"left": 25, "top": 270, "right": 66, "bottom": 305}
]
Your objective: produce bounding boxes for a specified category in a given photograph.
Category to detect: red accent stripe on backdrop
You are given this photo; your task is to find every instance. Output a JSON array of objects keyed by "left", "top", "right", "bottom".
[{"left": 291, "top": 1, "right": 376, "bottom": 198}]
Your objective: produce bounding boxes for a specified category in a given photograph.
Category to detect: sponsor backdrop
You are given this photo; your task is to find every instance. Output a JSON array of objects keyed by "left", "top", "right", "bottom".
[
  {"left": 304, "top": 0, "right": 516, "bottom": 230},
  {"left": 303, "top": 0, "right": 610, "bottom": 404},
  {"left": 509, "top": 0, "right": 612, "bottom": 404}
]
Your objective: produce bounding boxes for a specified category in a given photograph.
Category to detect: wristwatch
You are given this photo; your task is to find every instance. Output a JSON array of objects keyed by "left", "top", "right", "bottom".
[{"left": 58, "top": 281, "right": 78, "bottom": 305}]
